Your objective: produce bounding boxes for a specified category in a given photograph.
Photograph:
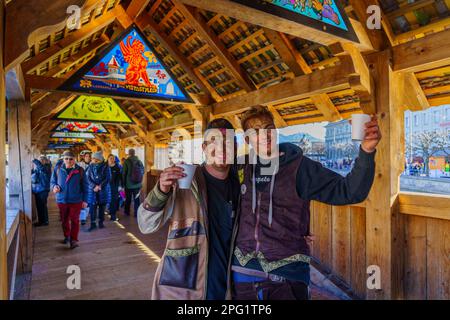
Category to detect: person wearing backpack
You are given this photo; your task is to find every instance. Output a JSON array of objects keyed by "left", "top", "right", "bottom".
[
  {"left": 50, "top": 150, "right": 88, "bottom": 249},
  {"left": 85, "top": 152, "right": 111, "bottom": 231},
  {"left": 122, "top": 149, "right": 144, "bottom": 217}
]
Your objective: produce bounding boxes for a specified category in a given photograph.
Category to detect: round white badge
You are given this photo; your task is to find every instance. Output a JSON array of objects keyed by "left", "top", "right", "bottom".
[{"left": 241, "top": 184, "right": 247, "bottom": 195}]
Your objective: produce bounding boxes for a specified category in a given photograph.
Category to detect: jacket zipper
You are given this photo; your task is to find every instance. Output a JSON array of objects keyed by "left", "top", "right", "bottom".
[{"left": 255, "top": 192, "right": 262, "bottom": 253}]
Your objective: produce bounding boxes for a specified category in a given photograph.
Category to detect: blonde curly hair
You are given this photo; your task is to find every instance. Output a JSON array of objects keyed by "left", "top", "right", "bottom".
[{"left": 240, "top": 105, "right": 274, "bottom": 130}]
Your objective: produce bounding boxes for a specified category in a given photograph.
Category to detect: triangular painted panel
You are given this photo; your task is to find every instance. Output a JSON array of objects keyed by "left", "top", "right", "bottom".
[
  {"left": 230, "top": 0, "right": 358, "bottom": 42},
  {"left": 52, "top": 121, "right": 109, "bottom": 134},
  {"left": 59, "top": 25, "right": 193, "bottom": 103},
  {"left": 47, "top": 143, "right": 81, "bottom": 150},
  {"left": 53, "top": 96, "right": 133, "bottom": 124},
  {"left": 49, "top": 138, "right": 87, "bottom": 144},
  {"left": 51, "top": 132, "right": 95, "bottom": 139}
]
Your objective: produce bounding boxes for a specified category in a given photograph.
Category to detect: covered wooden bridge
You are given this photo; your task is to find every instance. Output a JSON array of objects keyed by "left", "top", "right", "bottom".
[{"left": 0, "top": 0, "right": 449, "bottom": 300}]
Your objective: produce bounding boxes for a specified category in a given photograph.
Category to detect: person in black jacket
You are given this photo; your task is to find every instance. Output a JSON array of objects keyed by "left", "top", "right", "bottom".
[
  {"left": 32, "top": 156, "right": 51, "bottom": 226},
  {"left": 107, "top": 154, "right": 122, "bottom": 221},
  {"left": 85, "top": 152, "right": 111, "bottom": 231}
]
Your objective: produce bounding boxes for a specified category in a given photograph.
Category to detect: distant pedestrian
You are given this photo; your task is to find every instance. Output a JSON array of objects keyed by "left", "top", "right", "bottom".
[
  {"left": 50, "top": 151, "right": 87, "bottom": 249},
  {"left": 85, "top": 152, "right": 111, "bottom": 231},
  {"left": 78, "top": 150, "right": 92, "bottom": 225},
  {"left": 107, "top": 154, "right": 122, "bottom": 222},
  {"left": 32, "top": 156, "right": 51, "bottom": 226},
  {"left": 122, "top": 149, "right": 144, "bottom": 217}
]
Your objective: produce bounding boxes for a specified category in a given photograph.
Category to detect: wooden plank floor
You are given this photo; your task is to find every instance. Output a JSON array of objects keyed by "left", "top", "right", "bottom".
[
  {"left": 29, "top": 194, "right": 349, "bottom": 300},
  {"left": 29, "top": 195, "right": 166, "bottom": 300}
]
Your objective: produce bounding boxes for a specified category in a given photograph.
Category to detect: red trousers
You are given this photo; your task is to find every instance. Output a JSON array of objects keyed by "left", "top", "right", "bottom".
[{"left": 57, "top": 202, "right": 83, "bottom": 242}]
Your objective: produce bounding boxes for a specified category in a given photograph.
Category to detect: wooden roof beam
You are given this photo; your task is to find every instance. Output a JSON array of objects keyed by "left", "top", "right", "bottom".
[
  {"left": 131, "top": 101, "right": 156, "bottom": 123},
  {"left": 213, "top": 58, "right": 355, "bottom": 117},
  {"left": 173, "top": 2, "right": 256, "bottom": 92},
  {"left": 348, "top": 0, "right": 385, "bottom": 51},
  {"left": 176, "top": 0, "right": 373, "bottom": 51},
  {"left": 135, "top": 13, "right": 214, "bottom": 102},
  {"left": 20, "top": 5, "right": 123, "bottom": 74},
  {"left": 31, "top": 93, "right": 75, "bottom": 130},
  {"left": 43, "top": 36, "right": 109, "bottom": 77},
  {"left": 263, "top": 29, "right": 312, "bottom": 76},
  {"left": 126, "top": 0, "right": 152, "bottom": 20},
  {"left": 150, "top": 112, "right": 193, "bottom": 132},
  {"left": 330, "top": 43, "right": 375, "bottom": 114},
  {"left": 267, "top": 105, "right": 287, "bottom": 128},
  {"left": 393, "top": 28, "right": 450, "bottom": 73},
  {"left": 396, "top": 72, "right": 430, "bottom": 111},
  {"left": 310, "top": 94, "right": 342, "bottom": 122}
]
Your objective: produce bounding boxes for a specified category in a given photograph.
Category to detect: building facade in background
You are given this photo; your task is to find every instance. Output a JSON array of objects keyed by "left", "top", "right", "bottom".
[{"left": 324, "top": 120, "right": 360, "bottom": 162}]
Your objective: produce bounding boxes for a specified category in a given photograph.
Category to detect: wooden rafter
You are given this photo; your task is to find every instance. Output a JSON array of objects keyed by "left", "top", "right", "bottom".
[
  {"left": 263, "top": 29, "right": 311, "bottom": 76},
  {"left": 393, "top": 29, "right": 450, "bottom": 73},
  {"left": 267, "top": 105, "right": 287, "bottom": 128},
  {"left": 172, "top": 1, "right": 256, "bottom": 92},
  {"left": 212, "top": 57, "right": 356, "bottom": 116},
  {"left": 126, "top": 0, "right": 152, "bottom": 20},
  {"left": 135, "top": 13, "right": 215, "bottom": 101},
  {"left": 131, "top": 101, "right": 156, "bottom": 123},
  {"left": 43, "top": 36, "right": 110, "bottom": 78},
  {"left": 176, "top": 0, "right": 373, "bottom": 51},
  {"left": 20, "top": 5, "right": 122, "bottom": 74},
  {"left": 310, "top": 94, "right": 342, "bottom": 122},
  {"left": 150, "top": 112, "right": 193, "bottom": 132},
  {"left": 31, "top": 93, "right": 74, "bottom": 130}
]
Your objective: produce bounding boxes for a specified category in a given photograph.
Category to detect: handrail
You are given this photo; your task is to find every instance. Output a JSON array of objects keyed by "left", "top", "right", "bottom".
[
  {"left": 399, "top": 192, "right": 450, "bottom": 221},
  {"left": 6, "top": 209, "right": 20, "bottom": 251}
]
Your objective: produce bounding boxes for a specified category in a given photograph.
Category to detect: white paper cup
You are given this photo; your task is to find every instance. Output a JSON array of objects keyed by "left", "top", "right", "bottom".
[
  {"left": 351, "top": 114, "right": 371, "bottom": 141},
  {"left": 177, "top": 164, "right": 196, "bottom": 189}
]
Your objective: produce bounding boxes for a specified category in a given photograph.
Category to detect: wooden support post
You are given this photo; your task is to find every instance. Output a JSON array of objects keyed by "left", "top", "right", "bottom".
[
  {"left": 0, "top": 0, "right": 8, "bottom": 300},
  {"left": 8, "top": 100, "right": 33, "bottom": 274},
  {"left": 364, "top": 50, "right": 404, "bottom": 299},
  {"left": 143, "top": 132, "right": 156, "bottom": 196},
  {"left": 119, "top": 140, "right": 127, "bottom": 161}
]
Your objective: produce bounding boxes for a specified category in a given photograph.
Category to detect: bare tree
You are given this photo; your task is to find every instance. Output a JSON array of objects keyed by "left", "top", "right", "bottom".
[
  {"left": 412, "top": 131, "right": 448, "bottom": 176},
  {"left": 296, "top": 134, "right": 312, "bottom": 155}
]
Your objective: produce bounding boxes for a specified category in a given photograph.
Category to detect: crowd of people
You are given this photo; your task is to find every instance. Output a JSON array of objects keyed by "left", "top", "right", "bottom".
[
  {"left": 31, "top": 149, "right": 144, "bottom": 249},
  {"left": 323, "top": 158, "right": 354, "bottom": 171}
]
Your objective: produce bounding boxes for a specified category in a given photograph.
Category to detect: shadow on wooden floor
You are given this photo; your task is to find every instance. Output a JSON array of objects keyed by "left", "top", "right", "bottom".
[{"left": 18, "top": 194, "right": 349, "bottom": 300}]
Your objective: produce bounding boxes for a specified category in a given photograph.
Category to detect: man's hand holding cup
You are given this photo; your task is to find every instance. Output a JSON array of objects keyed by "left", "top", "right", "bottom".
[{"left": 158, "top": 165, "right": 187, "bottom": 194}]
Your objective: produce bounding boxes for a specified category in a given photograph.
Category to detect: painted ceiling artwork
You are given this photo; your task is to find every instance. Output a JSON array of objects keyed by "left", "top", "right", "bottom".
[
  {"left": 47, "top": 144, "right": 76, "bottom": 149},
  {"left": 51, "top": 132, "right": 95, "bottom": 139},
  {"left": 53, "top": 96, "right": 133, "bottom": 124},
  {"left": 53, "top": 121, "right": 109, "bottom": 133},
  {"left": 49, "top": 138, "right": 87, "bottom": 144},
  {"left": 59, "top": 25, "right": 193, "bottom": 103},
  {"left": 231, "top": 0, "right": 357, "bottom": 41}
]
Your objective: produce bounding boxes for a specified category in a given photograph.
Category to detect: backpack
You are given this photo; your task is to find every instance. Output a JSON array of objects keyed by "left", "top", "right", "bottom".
[{"left": 130, "top": 159, "right": 144, "bottom": 184}]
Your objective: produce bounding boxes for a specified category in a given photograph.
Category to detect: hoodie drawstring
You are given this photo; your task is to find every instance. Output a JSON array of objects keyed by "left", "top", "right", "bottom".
[
  {"left": 252, "top": 159, "right": 278, "bottom": 228},
  {"left": 268, "top": 165, "right": 278, "bottom": 227},
  {"left": 252, "top": 163, "right": 256, "bottom": 214}
]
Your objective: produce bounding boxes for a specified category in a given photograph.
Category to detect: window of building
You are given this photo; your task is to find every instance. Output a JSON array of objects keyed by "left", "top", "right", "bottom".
[
  {"left": 402, "top": 105, "right": 450, "bottom": 195},
  {"left": 434, "top": 110, "right": 440, "bottom": 123}
]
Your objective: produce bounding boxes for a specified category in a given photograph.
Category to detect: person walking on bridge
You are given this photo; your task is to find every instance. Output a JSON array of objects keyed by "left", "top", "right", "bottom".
[{"left": 51, "top": 151, "right": 87, "bottom": 249}]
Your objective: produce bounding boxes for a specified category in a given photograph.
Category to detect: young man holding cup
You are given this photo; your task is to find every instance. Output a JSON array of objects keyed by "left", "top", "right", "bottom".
[
  {"left": 137, "top": 119, "right": 239, "bottom": 300},
  {"left": 231, "top": 106, "right": 381, "bottom": 300}
]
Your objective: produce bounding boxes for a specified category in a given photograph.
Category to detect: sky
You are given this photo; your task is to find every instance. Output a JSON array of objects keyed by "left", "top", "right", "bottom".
[{"left": 279, "top": 121, "right": 329, "bottom": 140}]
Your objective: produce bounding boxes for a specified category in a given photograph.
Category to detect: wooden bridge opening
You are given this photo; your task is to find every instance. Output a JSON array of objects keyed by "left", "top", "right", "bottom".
[{"left": 0, "top": 0, "right": 449, "bottom": 300}]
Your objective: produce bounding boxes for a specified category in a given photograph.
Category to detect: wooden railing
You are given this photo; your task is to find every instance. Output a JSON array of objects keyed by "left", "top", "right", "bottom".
[
  {"left": 310, "top": 192, "right": 450, "bottom": 300},
  {"left": 6, "top": 209, "right": 21, "bottom": 300}
]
